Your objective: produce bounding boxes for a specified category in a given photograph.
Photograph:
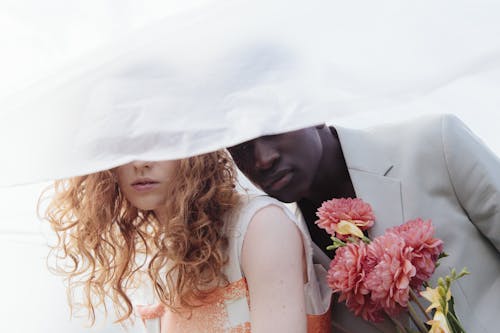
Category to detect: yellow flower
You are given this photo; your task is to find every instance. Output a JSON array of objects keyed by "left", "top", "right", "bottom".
[
  {"left": 427, "top": 310, "right": 452, "bottom": 333},
  {"left": 337, "top": 220, "right": 365, "bottom": 238},
  {"left": 420, "top": 286, "right": 442, "bottom": 313},
  {"left": 420, "top": 286, "right": 450, "bottom": 313}
]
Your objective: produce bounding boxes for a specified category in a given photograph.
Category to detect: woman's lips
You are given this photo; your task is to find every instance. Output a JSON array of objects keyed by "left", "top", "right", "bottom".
[{"left": 131, "top": 181, "right": 159, "bottom": 192}]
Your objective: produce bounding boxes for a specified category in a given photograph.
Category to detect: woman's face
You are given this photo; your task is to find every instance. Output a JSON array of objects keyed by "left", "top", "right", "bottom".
[{"left": 115, "top": 160, "right": 179, "bottom": 212}]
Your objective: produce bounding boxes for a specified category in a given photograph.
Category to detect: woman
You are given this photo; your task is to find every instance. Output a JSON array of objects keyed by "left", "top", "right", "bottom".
[{"left": 41, "top": 150, "right": 331, "bottom": 332}]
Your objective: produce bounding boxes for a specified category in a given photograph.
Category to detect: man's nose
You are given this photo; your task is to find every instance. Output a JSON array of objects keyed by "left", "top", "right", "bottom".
[{"left": 254, "top": 140, "right": 279, "bottom": 171}]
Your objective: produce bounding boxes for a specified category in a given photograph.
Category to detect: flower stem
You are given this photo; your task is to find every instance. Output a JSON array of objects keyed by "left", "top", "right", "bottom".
[
  {"left": 409, "top": 288, "right": 431, "bottom": 321},
  {"left": 407, "top": 302, "right": 428, "bottom": 333},
  {"left": 385, "top": 313, "right": 409, "bottom": 333},
  {"left": 447, "top": 311, "right": 467, "bottom": 333}
]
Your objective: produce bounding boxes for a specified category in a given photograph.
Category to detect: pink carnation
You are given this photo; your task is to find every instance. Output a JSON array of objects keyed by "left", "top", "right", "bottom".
[
  {"left": 327, "top": 242, "right": 385, "bottom": 322},
  {"left": 321, "top": 198, "right": 445, "bottom": 323},
  {"left": 346, "top": 295, "right": 384, "bottom": 323},
  {"left": 388, "top": 219, "right": 443, "bottom": 289},
  {"left": 316, "top": 198, "right": 375, "bottom": 239},
  {"left": 365, "top": 233, "right": 416, "bottom": 316},
  {"left": 345, "top": 297, "right": 385, "bottom": 323},
  {"left": 328, "top": 242, "right": 369, "bottom": 297}
]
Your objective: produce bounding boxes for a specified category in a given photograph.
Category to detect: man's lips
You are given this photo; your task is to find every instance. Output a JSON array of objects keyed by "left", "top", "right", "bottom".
[
  {"left": 262, "top": 169, "right": 293, "bottom": 192},
  {"left": 131, "top": 178, "right": 160, "bottom": 191}
]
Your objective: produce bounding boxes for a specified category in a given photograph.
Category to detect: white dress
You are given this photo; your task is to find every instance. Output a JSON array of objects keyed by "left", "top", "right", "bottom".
[{"left": 126, "top": 194, "right": 332, "bottom": 333}]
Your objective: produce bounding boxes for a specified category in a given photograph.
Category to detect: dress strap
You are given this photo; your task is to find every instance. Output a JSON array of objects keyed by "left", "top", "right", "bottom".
[{"left": 224, "top": 194, "right": 315, "bottom": 283}]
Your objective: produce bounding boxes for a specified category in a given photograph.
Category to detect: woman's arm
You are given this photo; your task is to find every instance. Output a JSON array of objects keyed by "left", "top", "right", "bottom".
[{"left": 241, "top": 204, "right": 307, "bottom": 333}]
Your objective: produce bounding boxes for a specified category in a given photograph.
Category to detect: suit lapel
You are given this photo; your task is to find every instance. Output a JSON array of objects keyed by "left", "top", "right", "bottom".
[
  {"left": 349, "top": 169, "right": 404, "bottom": 236},
  {"left": 335, "top": 126, "right": 404, "bottom": 236}
]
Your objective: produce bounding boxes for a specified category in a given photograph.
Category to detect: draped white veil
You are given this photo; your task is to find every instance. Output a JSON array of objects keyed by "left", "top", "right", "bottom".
[{"left": 1, "top": 0, "right": 499, "bottom": 187}]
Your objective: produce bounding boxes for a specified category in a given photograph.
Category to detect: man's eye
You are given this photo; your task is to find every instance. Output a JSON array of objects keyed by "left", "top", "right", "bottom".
[{"left": 230, "top": 142, "right": 252, "bottom": 154}]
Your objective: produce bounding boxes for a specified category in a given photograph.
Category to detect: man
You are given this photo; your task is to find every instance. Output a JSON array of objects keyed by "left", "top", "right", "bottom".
[{"left": 228, "top": 114, "right": 500, "bottom": 333}]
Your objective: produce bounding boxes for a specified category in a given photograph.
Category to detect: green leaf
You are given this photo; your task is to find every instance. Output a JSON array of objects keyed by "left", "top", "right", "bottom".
[
  {"left": 447, "top": 296, "right": 467, "bottom": 333},
  {"left": 448, "top": 295, "right": 456, "bottom": 314},
  {"left": 438, "top": 252, "right": 449, "bottom": 260}
]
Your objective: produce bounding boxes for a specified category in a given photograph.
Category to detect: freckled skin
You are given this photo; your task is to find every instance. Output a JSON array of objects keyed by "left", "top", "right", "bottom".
[{"left": 228, "top": 125, "right": 356, "bottom": 258}]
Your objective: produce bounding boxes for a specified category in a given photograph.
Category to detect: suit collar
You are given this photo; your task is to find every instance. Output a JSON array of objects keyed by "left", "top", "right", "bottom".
[
  {"left": 334, "top": 125, "right": 394, "bottom": 176},
  {"left": 334, "top": 125, "right": 404, "bottom": 234}
]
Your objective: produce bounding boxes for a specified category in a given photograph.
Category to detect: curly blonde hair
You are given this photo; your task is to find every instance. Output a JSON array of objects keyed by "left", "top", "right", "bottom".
[{"left": 40, "top": 150, "right": 239, "bottom": 324}]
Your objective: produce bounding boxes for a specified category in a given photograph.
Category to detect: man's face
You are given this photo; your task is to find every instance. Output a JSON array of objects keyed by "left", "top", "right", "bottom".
[{"left": 228, "top": 126, "right": 323, "bottom": 203}]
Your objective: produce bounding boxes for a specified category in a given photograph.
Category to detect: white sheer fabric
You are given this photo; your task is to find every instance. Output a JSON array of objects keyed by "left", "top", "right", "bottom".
[{"left": 1, "top": 0, "right": 499, "bottom": 186}]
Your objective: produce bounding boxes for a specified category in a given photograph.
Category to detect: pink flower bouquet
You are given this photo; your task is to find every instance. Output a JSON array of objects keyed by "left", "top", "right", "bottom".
[{"left": 316, "top": 198, "right": 468, "bottom": 333}]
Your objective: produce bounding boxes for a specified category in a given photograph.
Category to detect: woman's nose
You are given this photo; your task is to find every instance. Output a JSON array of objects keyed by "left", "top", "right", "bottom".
[{"left": 131, "top": 160, "right": 152, "bottom": 171}]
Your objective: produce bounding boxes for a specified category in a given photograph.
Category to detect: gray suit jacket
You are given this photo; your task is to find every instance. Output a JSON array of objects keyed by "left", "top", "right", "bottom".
[{"left": 313, "top": 114, "right": 500, "bottom": 333}]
